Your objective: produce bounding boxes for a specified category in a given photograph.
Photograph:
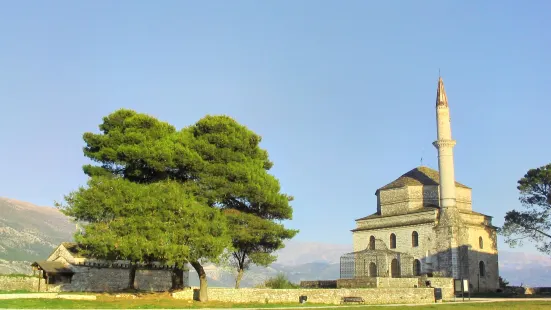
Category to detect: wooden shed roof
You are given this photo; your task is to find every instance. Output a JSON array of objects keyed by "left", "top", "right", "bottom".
[{"left": 31, "top": 261, "right": 74, "bottom": 275}]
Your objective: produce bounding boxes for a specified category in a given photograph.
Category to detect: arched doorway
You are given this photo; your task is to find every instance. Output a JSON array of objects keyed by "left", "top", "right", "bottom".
[
  {"left": 391, "top": 259, "right": 400, "bottom": 278},
  {"left": 369, "top": 262, "right": 377, "bottom": 277}
]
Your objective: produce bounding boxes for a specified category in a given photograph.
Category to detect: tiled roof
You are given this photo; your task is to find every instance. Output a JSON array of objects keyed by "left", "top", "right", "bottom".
[
  {"left": 355, "top": 205, "right": 438, "bottom": 221},
  {"left": 31, "top": 261, "right": 74, "bottom": 275},
  {"left": 377, "top": 166, "right": 470, "bottom": 191},
  {"left": 61, "top": 242, "right": 86, "bottom": 258}
]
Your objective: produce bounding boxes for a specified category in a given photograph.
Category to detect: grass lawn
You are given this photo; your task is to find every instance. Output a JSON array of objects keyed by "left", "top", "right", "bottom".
[
  {"left": 0, "top": 297, "right": 550, "bottom": 309},
  {"left": 0, "top": 290, "right": 33, "bottom": 294}
]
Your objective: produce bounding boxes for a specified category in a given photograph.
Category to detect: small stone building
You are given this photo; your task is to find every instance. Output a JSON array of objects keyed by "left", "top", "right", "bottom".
[
  {"left": 32, "top": 242, "right": 190, "bottom": 292},
  {"left": 346, "top": 78, "right": 499, "bottom": 292}
]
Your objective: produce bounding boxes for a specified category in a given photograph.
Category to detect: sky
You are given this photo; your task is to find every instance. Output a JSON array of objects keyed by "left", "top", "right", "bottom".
[{"left": 0, "top": 1, "right": 550, "bottom": 254}]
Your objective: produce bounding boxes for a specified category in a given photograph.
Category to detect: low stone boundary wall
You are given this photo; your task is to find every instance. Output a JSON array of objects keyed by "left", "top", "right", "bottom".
[
  {"left": 0, "top": 276, "right": 39, "bottom": 292},
  {"left": 172, "top": 287, "right": 439, "bottom": 304},
  {"left": 420, "top": 277, "right": 454, "bottom": 298},
  {"left": 300, "top": 280, "right": 337, "bottom": 288},
  {"left": 336, "top": 278, "right": 377, "bottom": 288},
  {"left": 0, "top": 275, "right": 66, "bottom": 293},
  {"left": 302, "top": 277, "right": 454, "bottom": 291},
  {"left": 0, "top": 269, "right": 173, "bottom": 293},
  {"left": 377, "top": 277, "right": 418, "bottom": 288}
]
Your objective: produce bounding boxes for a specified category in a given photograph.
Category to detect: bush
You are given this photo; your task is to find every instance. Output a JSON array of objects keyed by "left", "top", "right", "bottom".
[
  {"left": 263, "top": 273, "right": 299, "bottom": 289},
  {"left": 499, "top": 276, "right": 510, "bottom": 288}
]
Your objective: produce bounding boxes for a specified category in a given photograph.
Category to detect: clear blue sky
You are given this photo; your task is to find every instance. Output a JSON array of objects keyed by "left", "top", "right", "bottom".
[{"left": 1, "top": 1, "right": 549, "bottom": 254}]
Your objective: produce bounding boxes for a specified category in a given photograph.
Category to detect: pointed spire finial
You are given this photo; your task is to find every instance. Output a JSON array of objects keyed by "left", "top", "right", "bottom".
[{"left": 436, "top": 75, "right": 448, "bottom": 107}]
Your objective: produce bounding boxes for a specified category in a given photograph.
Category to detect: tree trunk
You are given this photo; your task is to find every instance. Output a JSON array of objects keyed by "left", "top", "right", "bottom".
[
  {"left": 128, "top": 262, "right": 137, "bottom": 290},
  {"left": 171, "top": 266, "right": 185, "bottom": 290},
  {"left": 191, "top": 261, "right": 208, "bottom": 302},
  {"left": 235, "top": 268, "right": 244, "bottom": 289}
]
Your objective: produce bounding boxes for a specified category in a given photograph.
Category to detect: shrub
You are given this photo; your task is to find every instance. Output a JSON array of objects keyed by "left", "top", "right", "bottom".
[
  {"left": 499, "top": 276, "right": 510, "bottom": 288},
  {"left": 263, "top": 273, "right": 299, "bottom": 289}
]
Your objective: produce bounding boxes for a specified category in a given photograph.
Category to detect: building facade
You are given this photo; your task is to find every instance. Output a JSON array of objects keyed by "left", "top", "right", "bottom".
[{"left": 347, "top": 77, "right": 499, "bottom": 292}]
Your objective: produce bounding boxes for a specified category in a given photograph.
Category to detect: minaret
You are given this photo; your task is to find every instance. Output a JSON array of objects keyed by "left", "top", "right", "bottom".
[
  {"left": 432, "top": 76, "right": 457, "bottom": 210},
  {"left": 432, "top": 76, "right": 462, "bottom": 279}
]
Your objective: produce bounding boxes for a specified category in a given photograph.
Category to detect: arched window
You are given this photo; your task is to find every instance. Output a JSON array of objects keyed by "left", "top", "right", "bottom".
[
  {"left": 412, "top": 231, "right": 419, "bottom": 247},
  {"left": 413, "top": 259, "right": 421, "bottom": 276},
  {"left": 479, "top": 237, "right": 484, "bottom": 249},
  {"left": 369, "top": 236, "right": 375, "bottom": 250},
  {"left": 479, "top": 261, "right": 486, "bottom": 277},
  {"left": 369, "top": 262, "right": 377, "bottom": 277},
  {"left": 390, "top": 233, "right": 396, "bottom": 249},
  {"left": 391, "top": 259, "right": 400, "bottom": 278}
]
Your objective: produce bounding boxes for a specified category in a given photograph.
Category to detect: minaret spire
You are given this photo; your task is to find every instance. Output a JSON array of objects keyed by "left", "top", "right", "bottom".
[
  {"left": 432, "top": 76, "right": 456, "bottom": 209},
  {"left": 436, "top": 77, "right": 448, "bottom": 107}
]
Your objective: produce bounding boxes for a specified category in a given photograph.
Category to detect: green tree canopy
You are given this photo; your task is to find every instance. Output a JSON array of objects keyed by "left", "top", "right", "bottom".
[
  {"left": 224, "top": 209, "right": 298, "bottom": 288},
  {"left": 500, "top": 163, "right": 551, "bottom": 255},
  {"left": 82, "top": 109, "right": 201, "bottom": 183},
  {"left": 60, "top": 109, "right": 297, "bottom": 299},
  {"left": 185, "top": 115, "right": 298, "bottom": 287},
  {"left": 57, "top": 177, "right": 229, "bottom": 289}
]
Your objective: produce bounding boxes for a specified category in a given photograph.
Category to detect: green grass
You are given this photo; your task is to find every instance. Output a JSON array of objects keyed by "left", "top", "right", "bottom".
[
  {"left": 0, "top": 299, "right": 550, "bottom": 309},
  {"left": 0, "top": 290, "right": 34, "bottom": 294}
]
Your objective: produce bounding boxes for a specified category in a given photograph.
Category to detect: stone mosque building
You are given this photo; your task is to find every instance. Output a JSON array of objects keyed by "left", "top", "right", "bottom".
[{"left": 345, "top": 77, "right": 499, "bottom": 292}]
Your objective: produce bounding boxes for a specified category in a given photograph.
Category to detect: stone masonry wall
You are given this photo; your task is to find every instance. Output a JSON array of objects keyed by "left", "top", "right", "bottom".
[
  {"left": 406, "top": 186, "right": 439, "bottom": 212},
  {"left": 421, "top": 276, "right": 455, "bottom": 298},
  {"left": 465, "top": 225, "right": 499, "bottom": 292},
  {"left": 376, "top": 185, "right": 472, "bottom": 216},
  {"left": 0, "top": 268, "right": 173, "bottom": 292},
  {"left": 0, "top": 276, "right": 61, "bottom": 292},
  {"left": 68, "top": 266, "right": 128, "bottom": 292},
  {"left": 376, "top": 277, "right": 418, "bottom": 288},
  {"left": 355, "top": 211, "right": 436, "bottom": 231},
  {"left": 64, "top": 266, "right": 172, "bottom": 292},
  {"left": 136, "top": 269, "right": 172, "bottom": 291},
  {"left": 173, "top": 287, "right": 438, "bottom": 304},
  {"left": 378, "top": 188, "right": 409, "bottom": 216},
  {"left": 336, "top": 278, "right": 377, "bottom": 288},
  {"left": 353, "top": 223, "right": 436, "bottom": 275},
  {"left": 0, "top": 276, "right": 39, "bottom": 291}
]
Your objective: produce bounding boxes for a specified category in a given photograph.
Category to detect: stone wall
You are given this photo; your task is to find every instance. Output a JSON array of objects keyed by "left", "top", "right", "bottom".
[
  {"left": 300, "top": 280, "right": 337, "bottom": 288},
  {"left": 336, "top": 278, "right": 377, "bottom": 288},
  {"left": 0, "top": 276, "right": 39, "bottom": 292},
  {"left": 376, "top": 277, "right": 418, "bottom": 288},
  {"left": 173, "top": 287, "right": 439, "bottom": 304},
  {"left": 375, "top": 185, "right": 472, "bottom": 216},
  {"left": 61, "top": 266, "right": 173, "bottom": 292},
  {"left": 303, "top": 277, "right": 453, "bottom": 297},
  {"left": 353, "top": 222, "right": 436, "bottom": 276},
  {"left": 464, "top": 225, "right": 499, "bottom": 292},
  {"left": 1, "top": 267, "right": 174, "bottom": 293},
  {"left": 420, "top": 277, "right": 454, "bottom": 298}
]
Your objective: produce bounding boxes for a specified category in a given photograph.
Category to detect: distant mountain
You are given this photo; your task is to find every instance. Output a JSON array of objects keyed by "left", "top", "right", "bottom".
[
  {"left": 497, "top": 251, "right": 551, "bottom": 287},
  {"left": 1, "top": 197, "right": 550, "bottom": 288},
  {"left": 0, "top": 197, "right": 76, "bottom": 274}
]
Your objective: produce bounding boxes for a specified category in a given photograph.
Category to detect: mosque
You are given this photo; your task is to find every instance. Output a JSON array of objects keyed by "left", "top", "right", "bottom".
[{"left": 345, "top": 77, "right": 499, "bottom": 292}]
